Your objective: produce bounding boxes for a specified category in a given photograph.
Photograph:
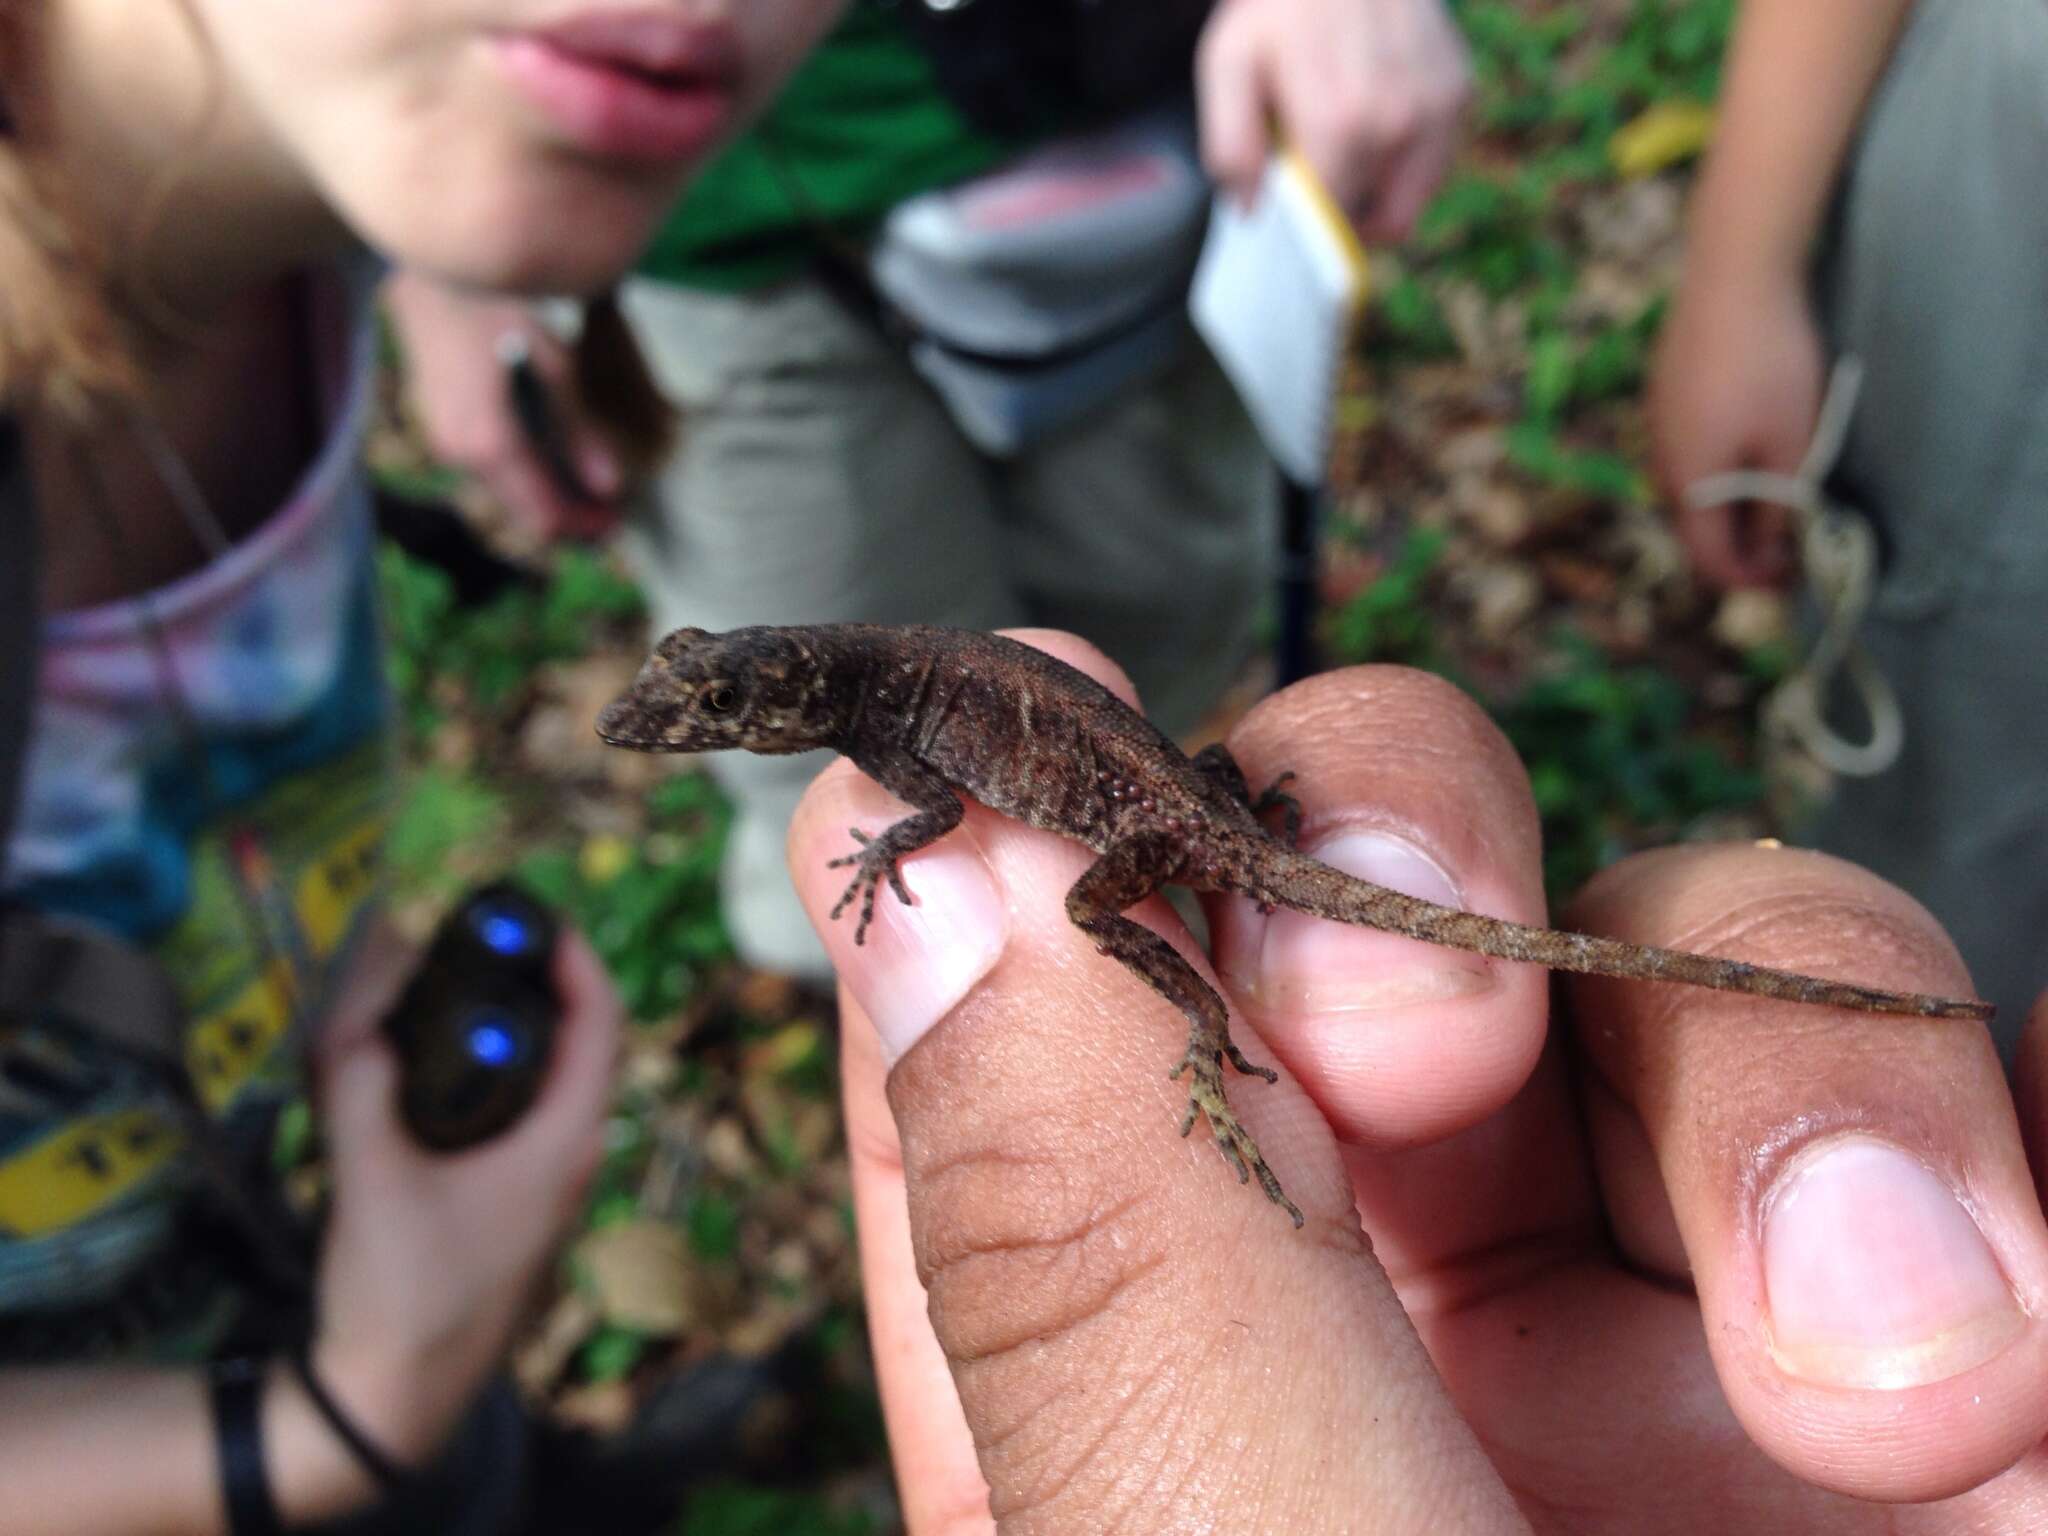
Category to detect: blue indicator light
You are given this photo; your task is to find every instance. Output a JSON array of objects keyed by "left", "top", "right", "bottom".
[
  {"left": 469, "top": 898, "right": 536, "bottom": 957},
  {"left": 465, "top": 1014, "right": 521, "bottom": 1067}
]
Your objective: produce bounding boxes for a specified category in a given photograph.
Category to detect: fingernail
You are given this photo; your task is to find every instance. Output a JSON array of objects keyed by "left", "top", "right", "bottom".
[
  {"left": 814, "top": 825, "right": 1007, "bottom": 1071},
  {"left": 1238, "top": 830, "right": 1493, "bottom": 1012},
  {"left": 1763, "top": 1136, "right": 2024, "bottom": 1389}
]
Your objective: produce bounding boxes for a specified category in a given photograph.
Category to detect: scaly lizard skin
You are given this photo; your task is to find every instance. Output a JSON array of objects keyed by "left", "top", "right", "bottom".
[{"left": 597, "top": 624, "right": 1992, "bottom": 1227}]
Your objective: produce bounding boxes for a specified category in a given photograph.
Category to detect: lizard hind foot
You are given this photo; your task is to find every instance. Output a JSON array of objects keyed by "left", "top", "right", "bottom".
[{"left": 1172, "top": 1048, "right": 1303, "bottom": 1228}]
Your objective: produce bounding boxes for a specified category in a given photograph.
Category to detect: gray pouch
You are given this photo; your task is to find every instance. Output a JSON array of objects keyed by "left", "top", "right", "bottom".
[{"left": 867, "top": 107, "right": 1211, "bottom": 455}]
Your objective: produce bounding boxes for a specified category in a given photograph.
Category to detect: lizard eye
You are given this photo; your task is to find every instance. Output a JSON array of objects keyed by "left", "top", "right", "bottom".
[{"left": 701, "top": 684, "right": 738, "bottom": 714}]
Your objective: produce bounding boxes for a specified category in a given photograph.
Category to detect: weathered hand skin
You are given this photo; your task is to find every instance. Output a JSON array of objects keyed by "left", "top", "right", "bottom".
[{"left": 598, "top": 623, "right": 1992, "bottom": 1226}]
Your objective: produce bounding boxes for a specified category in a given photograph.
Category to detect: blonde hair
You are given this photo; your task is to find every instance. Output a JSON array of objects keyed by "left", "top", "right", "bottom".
[{"left": 0, "top": 0, "right": 140, "bottom": 417}]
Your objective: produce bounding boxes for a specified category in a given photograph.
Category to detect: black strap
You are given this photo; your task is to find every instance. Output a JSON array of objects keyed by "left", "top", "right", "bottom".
[
  {"left": 287, "top": 1342, "right": 414, "bottom": 1493},
  {"left": 211, "top": 1359, "right": 285, "bottom": 1536}
]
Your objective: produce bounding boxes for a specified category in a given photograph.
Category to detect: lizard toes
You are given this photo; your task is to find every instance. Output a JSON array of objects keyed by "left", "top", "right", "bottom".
[
  {"left": 1222, "top": 1038, "right": 1278, "bottom": 1084},
  {"left": 1216, "top": 1135, "right": 1251, "bottom": 1185},
  {"left": 830, "top": 874, "right": 865, "bottom": 921}
]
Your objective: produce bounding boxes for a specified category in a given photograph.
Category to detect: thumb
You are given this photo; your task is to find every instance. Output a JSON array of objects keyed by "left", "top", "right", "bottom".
[{"left": 789, "top": 629, "right": 1523, "bottom": 1534}]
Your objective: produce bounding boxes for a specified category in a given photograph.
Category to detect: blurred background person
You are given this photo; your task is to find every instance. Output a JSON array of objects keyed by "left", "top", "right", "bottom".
[
  {"left": 1649, "top": 0, "right": 2048, "bottom": 1041},
  {"left": 392, "top": 0, "right": 1472, "bottom": 978},
  {"left": 0, "top": 0, "right": 847, "bottom": 1529}
]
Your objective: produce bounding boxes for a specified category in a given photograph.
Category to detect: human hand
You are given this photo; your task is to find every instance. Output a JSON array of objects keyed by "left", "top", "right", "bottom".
[
  {"left": 308, "top": 923, "right": 621, "bottom": 1469},
  {"left": 1649, "top": 262, "right": 1829, "bottom": 591},
  {"left": 791, "top": 632, "right": 2048, "bottom": 1533},
  {"left": 1196, "top": 0, "right": 1469, "bottom": 243},
  {"left": 384, "top": 271, "right": 625, "bottom": 542}
]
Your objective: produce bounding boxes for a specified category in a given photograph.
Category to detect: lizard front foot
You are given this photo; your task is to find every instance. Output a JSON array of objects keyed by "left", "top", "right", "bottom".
[
  {"left": 1169, "top": 1042, "right": 1301, "bottom": 1227},
  {"left": 1251, "top": 771, "right": 1303, "bottom": 848},
  {"left": 827, "top": 829, "right": 916, "bottom": 945},
  {"left": 1251, "top": 773, "right": 1302, "bottom": 914}
]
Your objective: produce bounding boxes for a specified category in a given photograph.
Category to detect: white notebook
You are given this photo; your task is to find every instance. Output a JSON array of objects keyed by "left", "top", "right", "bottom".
[{"left": 1189, "top": 152, "right": 1369, "bottom": 486}]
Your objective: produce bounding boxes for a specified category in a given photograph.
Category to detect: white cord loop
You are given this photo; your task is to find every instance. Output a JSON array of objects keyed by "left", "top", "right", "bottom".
[{"left": 1684, "top": 357, "right": 1903, "bottom": 778}]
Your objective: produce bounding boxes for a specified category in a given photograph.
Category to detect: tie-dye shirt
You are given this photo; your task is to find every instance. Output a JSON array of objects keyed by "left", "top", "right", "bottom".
[{"left": 0, "top": 269, "right": 388, "bottom": 1356}]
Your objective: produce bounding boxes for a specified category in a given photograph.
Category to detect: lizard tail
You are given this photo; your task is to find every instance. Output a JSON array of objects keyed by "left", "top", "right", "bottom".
[{"left": 1252, "top": 856, "right": 1993, "bottom": 1022}]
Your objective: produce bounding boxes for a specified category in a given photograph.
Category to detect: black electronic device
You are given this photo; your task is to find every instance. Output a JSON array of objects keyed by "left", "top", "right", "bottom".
[{"left": 383, "top": 883, "right": 560, "bottom": 1151}]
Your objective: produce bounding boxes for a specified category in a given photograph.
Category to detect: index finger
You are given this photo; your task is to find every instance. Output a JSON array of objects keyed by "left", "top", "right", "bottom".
[
  {"left": 791, "top": 631, "right": 1525, "bottom": 1534},
  {"left": 1196, "top": 3, "right": 1274, "bottom": 203},
  {"left": 1204, "top": 665, "right": 1595, "bottom": 1292}
]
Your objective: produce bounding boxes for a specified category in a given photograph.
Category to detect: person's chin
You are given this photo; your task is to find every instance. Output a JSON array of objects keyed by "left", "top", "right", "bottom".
[
  {"left": 363, "top": 180, "right": 672, "bottom": 297},
  {"left": 450, "top": 226, "right": 657, "bottom": 297}
]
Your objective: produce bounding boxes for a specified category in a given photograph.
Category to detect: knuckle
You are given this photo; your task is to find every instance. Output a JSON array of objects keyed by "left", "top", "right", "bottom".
[
  {"left": 913, "top": 1148, "right": 1171, "bottom": 1369},
  {"left": 1361, "top": 211, "right": 1410, "bottom": 245},
  {"left": 1421, "top": 81, "right": 1468, "bottom": 131},
  {"left": 1202, "top": 130, "right": 1255, "bottom": 182},
  {"left": 1302, "top": 98, "right": 1362, "bottom": 156},
  {"left": 449, "top": 424, "right": 512, "bottom": 469},
  {"left": 1367, "top": 96, "right": 1422, "bottom": 147},
  {"left": 906, "top": 1148, "right": 1226, "bottom": 1525}
]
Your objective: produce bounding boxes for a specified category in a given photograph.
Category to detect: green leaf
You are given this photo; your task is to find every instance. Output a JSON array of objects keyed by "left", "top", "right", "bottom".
[
  {"left": 1505, "top": 422, "right": 1648, "bottom": 503},
  {"left": 384, "top": 767, "right": 508, "bottom": 898},
  {"left": 673, "top": 1485, "right": 873, "bottom": 1536},
  {"left": 1572, "top": 324, "right": 1647, "bottom": 406},
  {"left": 578, "top": 1323, "right": 648, "bottom": 1385},
  {"left": 686, "top": 1191, "right": 741, "bottom": 1262},
  {"left": 1523, "top": 333, "right": 1576, "bottom": 424},
  {"left": 1377, "top": 275, "right": 1456, "bottom": 359},
  {"left": 587, "top": 1190, "right": 641, "bottom": 1231},
  {"left": 271, "top": 1098, "right": 315, "bottom": 1174},
  {"left": 1482, "top": 629, "right": 1764, "bottom": 898},
  {"left": 1323, "top": 529, "right": 1450, "bottom": 669}
]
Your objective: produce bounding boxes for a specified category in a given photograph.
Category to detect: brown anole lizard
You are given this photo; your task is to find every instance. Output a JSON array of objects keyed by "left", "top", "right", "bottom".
[{"left": 597, "top": 624, "right": 1992, "bottom": 1227}]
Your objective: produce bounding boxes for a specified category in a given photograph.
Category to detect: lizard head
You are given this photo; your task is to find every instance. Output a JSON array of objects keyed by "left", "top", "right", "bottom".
[{"left": 596, "top": 626, "right": 840, "bottom": 755}]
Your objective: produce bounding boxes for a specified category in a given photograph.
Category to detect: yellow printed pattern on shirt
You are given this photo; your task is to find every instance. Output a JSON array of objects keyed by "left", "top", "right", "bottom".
[
  {"left": 0, "top": 1108, "right": 181, "bottom": 1239},
  {"left": 0, "top": 741, "right": 386, "bottom": 1244}
]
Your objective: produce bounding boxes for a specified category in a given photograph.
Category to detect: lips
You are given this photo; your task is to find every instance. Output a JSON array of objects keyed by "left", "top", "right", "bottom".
[{"left": 496, "top": 10, "right": 740, "bottom": 164}]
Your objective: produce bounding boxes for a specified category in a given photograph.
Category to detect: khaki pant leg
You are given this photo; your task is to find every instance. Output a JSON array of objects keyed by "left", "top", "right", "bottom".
[
  {"left": 616, "top": 277, "right": 1025, "bottom": 976},
  {"left": 995, "top": 346, "right": 1277, "bottom": 738}
]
